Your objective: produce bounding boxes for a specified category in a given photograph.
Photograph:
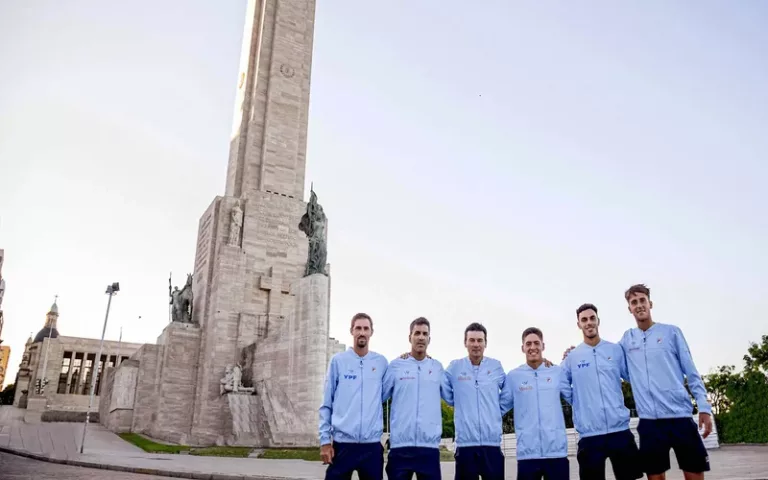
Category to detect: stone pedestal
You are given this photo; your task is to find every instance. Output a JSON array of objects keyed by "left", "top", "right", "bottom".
[
  {"left": 240, "top": 273, "right": 330, "bottom": 447},
  {"left": 148, "top": 322, "right": 201, "bottom": 444},
  {"left": 227, "top": 394, "right": 263, "bottom": 445}
]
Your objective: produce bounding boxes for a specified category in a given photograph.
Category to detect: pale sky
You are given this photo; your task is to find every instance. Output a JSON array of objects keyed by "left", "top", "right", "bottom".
[{"left": 1, "top": 1, "right": 766, "bottom": 388}]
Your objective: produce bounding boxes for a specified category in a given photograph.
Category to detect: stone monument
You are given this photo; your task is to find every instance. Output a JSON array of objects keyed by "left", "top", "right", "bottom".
[{"left": 99, "top": 0, "right": 346, "bottom": 447}]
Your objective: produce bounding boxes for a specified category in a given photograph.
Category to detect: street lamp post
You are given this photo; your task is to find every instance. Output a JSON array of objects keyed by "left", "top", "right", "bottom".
[{"left": 80, "top": 282, "right": 119, "bottom": 454}]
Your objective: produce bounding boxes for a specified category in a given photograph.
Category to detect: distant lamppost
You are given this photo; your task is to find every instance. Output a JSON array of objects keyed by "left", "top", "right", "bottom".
[{"left": 80, "top": 282, "right": 119, "bottom": 454}]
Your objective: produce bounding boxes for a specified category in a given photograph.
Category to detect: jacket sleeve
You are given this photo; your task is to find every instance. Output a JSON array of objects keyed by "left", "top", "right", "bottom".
[
  {"left": 559, "top": 360, "right": 573, "bottom": 405},
  {"left": 499, "top": 372, "right": 514, "bottom": 415},
  {"left": 382, "top": 361, "right": 395, "bottom": 402},
  {"left": 617, "top": 345, "right": 631, "bottom": 383},
  {"left": 441, "top": 363, "right": 455, "bottom": 406},
  {"left": 673, "top": 327, "right": 712, "bottom": 415},
  {"left": 318, "top": 356, "right": 338, "bottom": 445}
]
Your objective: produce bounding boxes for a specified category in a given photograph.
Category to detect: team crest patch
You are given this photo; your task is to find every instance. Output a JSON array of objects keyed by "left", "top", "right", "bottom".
[
  {"left": 487, "top": 370, "right": 491, "bottom": 375},
  {"left": 657, "top": 337, "right": 663, "bottom": 344},
  {"left": 372, "top": 367, "right": 376, "bottom": 372},
  {"left": 607, "top": 356, "right": 612, "bottom": 361},
  {"left": 546, "top": 377, "right": 552, "bottom": 383}
]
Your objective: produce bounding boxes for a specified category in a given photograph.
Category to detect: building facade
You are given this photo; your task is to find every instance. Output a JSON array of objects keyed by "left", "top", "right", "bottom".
[
  {"left": 12, "top": 300, "right": 142, "bottom": 412},
  {"left": 0, "top": 345, "right": 10, "bottom": 386}
]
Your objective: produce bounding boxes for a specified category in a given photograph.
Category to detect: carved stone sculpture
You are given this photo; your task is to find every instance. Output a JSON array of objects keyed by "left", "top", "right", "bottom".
[
  {"left": 220, "top": 364, "right": 255, "bottom": 395},
  {"left": 169, "top": 273, "right": 194, "bottom": 323},
  {"left": 228, "top": 200, "right": 244, "bottom": 246},
  {"left": 298, "top": 187, "right": 328, "bottom": 276}
]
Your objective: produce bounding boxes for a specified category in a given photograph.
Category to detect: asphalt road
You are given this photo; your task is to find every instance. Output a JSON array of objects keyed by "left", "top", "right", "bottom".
[{"left": 0, "top": 452, "right": 175, "bottom": 479}]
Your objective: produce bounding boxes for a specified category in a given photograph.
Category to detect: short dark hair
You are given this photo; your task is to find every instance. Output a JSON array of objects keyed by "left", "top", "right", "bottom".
[
  {"left": 350, "top": 312, "right": 373, "bottom": 329},
  {"left": 464, "top": 322, "right": 487, "bottom": 342},
  {"left": 624, "top": 284, "right": 651, "bottom": 301},
  {"left": 522, "top": 327, "right": 543, "bottom": 342},
  {"left": 576, "top": 303, "right": 598, "bottom": 317},
  {"left": 409, "top": 317, "right": 430, "bottom": 333}
]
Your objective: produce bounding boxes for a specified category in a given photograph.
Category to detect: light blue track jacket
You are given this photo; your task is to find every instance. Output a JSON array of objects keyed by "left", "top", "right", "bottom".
[
  {"left": 618, "top": 322, "right": 712, "bottom": 419},
  {"left": 318, "top": 348, "right": 389, "bottom": 445},
  {"left": 499, "top": 364, "right": 570, "bottom": 460},
  {"left": 561, "top": 340, "right": 631, "bottom": 438},
  {"left": 382, "top": 354, "right": 445, "bottom": 449},
  {"left": 442, "top": 356, "right": 506, "bottom": 448}
]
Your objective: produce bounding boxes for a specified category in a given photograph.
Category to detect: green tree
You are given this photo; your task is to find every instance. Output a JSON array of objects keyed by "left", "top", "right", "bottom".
[
  {"left": 0, "top": 384, "right": 15, "bottom": 405},
  {"left": 743, "top": 335, "right": 768, "bottom": 374},
  {"left": 441, "top": 400, "right": 455, "bottom": 439},
  {"left": 621, "top": 381, "right": 636, "bottom": 415},
  {"left": 719, "top": 369, "right": 768, "bottom": 443},
  {"left": 704, "top": 365, "right": 737, "bottom": 415}
]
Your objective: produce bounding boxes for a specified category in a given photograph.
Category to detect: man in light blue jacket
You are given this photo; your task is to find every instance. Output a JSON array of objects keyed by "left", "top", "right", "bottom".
[
  {"left": 561, "top": 303, "right": 643, "bottom": 480},
  {"left": 318, "top": 313, "right": 389, "bottom": 480},
  {"left": 500, "top": 327, "right": 571, "bottom": 480},
  {"left": 382, "top": 317, "right": 445, "bottom": 480},
  {"left": 619, "top": 284, "right": 713, "bottom": 480},
  {"left": 442, "top": 322, "right": 506, "bottom": 480}
]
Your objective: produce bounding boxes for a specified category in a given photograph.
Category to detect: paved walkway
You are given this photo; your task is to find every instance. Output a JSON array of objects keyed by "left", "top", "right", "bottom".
[{"left": 1, "top": 407, "right": 767, "bottom": 479}]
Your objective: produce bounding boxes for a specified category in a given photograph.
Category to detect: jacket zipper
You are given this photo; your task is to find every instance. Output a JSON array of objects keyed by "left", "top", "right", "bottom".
[
  {"left": 535, "top": 371, "right": 543, "bottom": 457},
  {"left": 359, "top": 359, "right": 364, "bottom": 441},
  {"left": 416, "top": 364, "right": 421, "bottom": 446},
  {"left": 642, "top": 334, "right": 657, "bottom": 417},
  {"left": 594, "top": 349, "right": 609, "bottom": 430},
  {"left": 475, "top": 373, "right": 481, "bottom": 444}
]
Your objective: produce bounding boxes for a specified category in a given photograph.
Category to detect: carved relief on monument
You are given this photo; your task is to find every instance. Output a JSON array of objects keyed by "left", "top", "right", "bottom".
[
  {"left": 194, "top": 210, "right": 214, "bottom": 276},
  {"left": 252, "top": 196, "right": 301, "bottom": 248}
]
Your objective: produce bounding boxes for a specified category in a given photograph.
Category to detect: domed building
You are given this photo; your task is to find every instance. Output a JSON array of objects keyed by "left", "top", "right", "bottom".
[{"left": 12, "top": 299, "right": 142, "bottom": 414}]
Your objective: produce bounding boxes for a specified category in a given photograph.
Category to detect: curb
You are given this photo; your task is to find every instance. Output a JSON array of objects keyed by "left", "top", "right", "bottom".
[{"left": 0, "top": 445, "right": 297, "bottom": 480}]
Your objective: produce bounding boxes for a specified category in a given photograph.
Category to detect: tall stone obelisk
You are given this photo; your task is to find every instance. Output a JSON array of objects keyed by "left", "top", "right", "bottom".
[{"left": 186, "top": 0, "right": 329, "bottom": 445}]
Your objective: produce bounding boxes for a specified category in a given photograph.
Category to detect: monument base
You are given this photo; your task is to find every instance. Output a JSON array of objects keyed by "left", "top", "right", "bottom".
[{"left": 239, "top": 273, "right": 330, "bottom": 447}]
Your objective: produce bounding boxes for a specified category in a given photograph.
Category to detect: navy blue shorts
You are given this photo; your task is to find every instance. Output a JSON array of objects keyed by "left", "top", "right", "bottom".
[
  {"left": 386, "top": 446, "right": 441, "bottom": 480},
  {"left": 637, "top": 417, "right": 710, "bottom": 475},
  {"left": 454, "top": 446, "right": 504, "bottom": 480},
  {"left": 324, "top": 442, "right": 383, "bottom": 480},
  {"left": 577, "top": 429, "right": 642, "bottom": 480},
  {"left": 517, "top": 457, "right": 569, "bottom": 480}
]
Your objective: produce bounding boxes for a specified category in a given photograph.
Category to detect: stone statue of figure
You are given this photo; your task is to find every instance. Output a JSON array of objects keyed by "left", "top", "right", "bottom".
[
  {"left": 220, "top": 363, "right": 255, "bottom": 395},
  {"left": 228, "top": 200, "right": 244, "bottom": 246},
  {"left": 170, "top": 273, "right": 194, "bottom": 323},
  {"left": 298, "top": 187, "right": 328, "bottom": 276}
]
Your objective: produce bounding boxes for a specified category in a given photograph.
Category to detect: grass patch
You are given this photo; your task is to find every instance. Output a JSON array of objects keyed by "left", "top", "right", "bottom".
[
  {"left": 119, "top": 433, "right": 191, "bottom": 454},
  {"left": 118, "top": 433, "right": 251, "bottom": 457},
  {"left": 258, "top": 447, "right": 322, "bottom": 461},
  {"left": 190, "top": 446, "right": 252, "bottom": 457},
  {"left": 439, "top": 446, "right": 455, "bottom": 461}
]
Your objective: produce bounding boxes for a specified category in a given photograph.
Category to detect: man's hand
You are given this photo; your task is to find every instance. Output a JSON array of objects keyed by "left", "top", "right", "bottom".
[
  {"left": 543, "top": 358, "right": 554, "bottom": 367},
  {"left": 699, "top": 412, "right": 713, "bottom": 439},
  {"left": 320, "top": 444, "right": 334, "bottom": 464},
  {"left": 562, "top": 346, "right": 576, "bottom": 360}
]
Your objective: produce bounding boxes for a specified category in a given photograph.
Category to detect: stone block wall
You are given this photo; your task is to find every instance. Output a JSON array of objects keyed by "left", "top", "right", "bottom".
[
  {"left": 148, "top": 323, "right": 201, "bottom": 444},
  {"left": 98, "top": 360, "right": 139, "bottom": 432},
  {"left": 129, "top": 344, "right": 161, "bottom": 435}
]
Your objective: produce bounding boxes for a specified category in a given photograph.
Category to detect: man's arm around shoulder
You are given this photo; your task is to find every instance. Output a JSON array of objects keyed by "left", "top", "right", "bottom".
[{"left": 441, "top": 360, "right": 456, "bottom": 406}]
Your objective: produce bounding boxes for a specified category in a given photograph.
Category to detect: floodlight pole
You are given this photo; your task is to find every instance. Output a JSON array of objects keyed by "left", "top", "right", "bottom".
[{"left": 80, "top": 282, "right": 119, "bottom": 454}]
